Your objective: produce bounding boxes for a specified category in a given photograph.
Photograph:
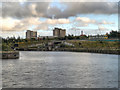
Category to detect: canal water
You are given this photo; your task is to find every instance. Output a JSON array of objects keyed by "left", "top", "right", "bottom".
[{"left": 2, "top": 51, "right": 118, "bottom": 88}]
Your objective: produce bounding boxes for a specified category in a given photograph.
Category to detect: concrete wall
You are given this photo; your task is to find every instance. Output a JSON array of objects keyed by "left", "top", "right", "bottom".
[{"left": 1, "top": 51, "right": 19, "bottom": 59}]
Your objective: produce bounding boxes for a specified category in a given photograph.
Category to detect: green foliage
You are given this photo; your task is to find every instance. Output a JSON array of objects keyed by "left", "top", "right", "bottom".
[
  {"left": 108, "top": 30, "right": 120, "bottom": 38},
  {"left": 60, "top": 44, "right": 74, "bottom": 48},
  {"left": 67, "top": 40, "right": 119, "bottom": 49}
]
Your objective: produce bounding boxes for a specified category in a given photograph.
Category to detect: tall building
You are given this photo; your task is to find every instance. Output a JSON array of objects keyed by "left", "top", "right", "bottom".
[
  {"left": 26, "top": 30, "right": 31, "bottom": 39},
  {"left": 32, "top": 31, "right": 37, "bottom": 38},
  {"left": 26, "top": 30, "right": 37, "bottom": 39},
  {"left": 53, "top": 28, "right": 66, "bottom": 37},
  {"left": 81, "top": 31, "right": 83, "bottom": 35}
]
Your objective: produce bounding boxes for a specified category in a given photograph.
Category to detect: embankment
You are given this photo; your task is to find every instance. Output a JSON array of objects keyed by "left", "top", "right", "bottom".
[
  {"left": 17, "top": 47, "right": 120, "bottom": 55},
  {"left": 57, "top": 48, "right": 119, "bottom": 55},
  {"left": 0, "top": 51, "right": 19, "bottom": 59}
]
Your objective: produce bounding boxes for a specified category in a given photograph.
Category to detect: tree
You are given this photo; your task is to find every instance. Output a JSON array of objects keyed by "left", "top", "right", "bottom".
[{"left": 108, "top": 30, "right": 120, "bottom": 38}]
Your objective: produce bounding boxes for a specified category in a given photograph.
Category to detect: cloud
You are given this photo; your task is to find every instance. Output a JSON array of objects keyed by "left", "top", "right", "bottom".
[
  {"left": 2, "top": 2, "right": 118, "bottom": 19},
  {"left": 2, "top": 2, "right": 50, "bottom": 18},
  {"left": 45, "top": 18, "right": 70, "bottom": 24},
  {"left": 51, "top": 2, "right": 118, "bottom": 18},
  {"left": 99, "top": 20, "right": 114, "bottom": 24},
  {"left": 34, "top": 18, "right": 70, "bottom": 30},
  {"left": 0, "top": 0, "right": 118, "bottom": 2},
  {"left": 1, "top": 17, "right": 20, "bottom": 31},
  {"left": 98, "top": 25, "right": 107, "bottom": 30},
  {"left": 1, "top": 16, "right": 70, "bottom": 31},
  {"left": 34, "top": 24, "right": 49, "bottom": 31},
  {"left": 29, "top": 3, "right": 38, "bottom": 16},
  {"left": 1, "top": 17, "right": 42, "bottom": 31},
  {"left": 75, "top": 17, "right": 96, "bottom": 23},
  {"left": 75, "top": 17, "right": 115, "bottom": 26},
  {"left": 2, "top": 2, "right": 30, "bottom": 18},
  {"left": 72, "top": 17, "right": 95, "bottom": 27},
  {"left": 1, "top": 15, "right": 115, "bottom": 32},
  {"left": 1, "top": 1, "right": 117, "bottom": 33}
]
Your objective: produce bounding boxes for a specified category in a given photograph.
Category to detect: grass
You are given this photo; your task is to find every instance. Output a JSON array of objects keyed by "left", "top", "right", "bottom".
[
  {"left": 2, "top": 39, "right": 119, "bottom": 51},
  {"left": 66, "top": 40, "right": 119, "bottom": 50}
]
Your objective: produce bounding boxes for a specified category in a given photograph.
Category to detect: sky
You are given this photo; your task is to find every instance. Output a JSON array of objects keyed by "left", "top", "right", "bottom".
[{"left": 0, "top": 0, "right": 119, "bottom": 38}]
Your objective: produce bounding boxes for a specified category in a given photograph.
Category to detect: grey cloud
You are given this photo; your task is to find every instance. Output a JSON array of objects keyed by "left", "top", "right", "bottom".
[
  {"left": 2, "top": 2, "right": 31, "bottom": 18},
  {"left": 2, "top": 2, "right": 118, "bottom": 19},
  {"left": 56, "top": 2, "right": 118, "bottom": 18},
  {"left": 2, "top": 2, "right": 50, "bottom": 18}
]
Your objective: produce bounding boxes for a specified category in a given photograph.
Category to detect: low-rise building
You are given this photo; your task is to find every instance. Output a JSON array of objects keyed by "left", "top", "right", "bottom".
[
  {"left": 89, "top": 35, "right": 108, "bottom": 40},
  {"left": 38, "top": 36, "right": 54, "bottom": 40}
]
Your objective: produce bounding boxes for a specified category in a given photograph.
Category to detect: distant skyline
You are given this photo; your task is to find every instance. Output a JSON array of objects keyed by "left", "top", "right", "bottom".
[{"left": 0, "top": 0, "right": 119, "bottom": 38}]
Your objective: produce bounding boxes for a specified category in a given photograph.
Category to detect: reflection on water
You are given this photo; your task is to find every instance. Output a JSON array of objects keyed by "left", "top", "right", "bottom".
[{"left": 2, "top": 51, "right": 118, "bottom": 88}]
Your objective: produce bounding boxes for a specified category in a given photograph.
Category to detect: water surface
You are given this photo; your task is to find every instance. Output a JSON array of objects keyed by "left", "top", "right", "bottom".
[{"left": 2, "top": 51, "right": 118, "bottom": 88}]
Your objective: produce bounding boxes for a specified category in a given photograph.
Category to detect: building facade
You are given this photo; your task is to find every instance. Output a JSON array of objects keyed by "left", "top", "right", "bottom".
[
  {"left": 26, "top": 30, "right": 37, "bottom": 39},
  {"left": 89, "top": 35, "right": 108, "bottom": 40},
  {"left": 53, "top": 28, "right": 66, "bottom": 37},
  {"left": 32, "top": 31, "right": 37, "bottom": 39}
]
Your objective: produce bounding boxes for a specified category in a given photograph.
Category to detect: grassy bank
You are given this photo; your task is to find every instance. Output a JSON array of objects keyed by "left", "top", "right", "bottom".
[
  {"left": 66, "top": 40, "right": 119, "bottom": 50},
  {"left": 2, "top": 39, "right": 120, "bottom": 55},
  {"left": 57, "top": 48, "right": 119, "bottom": 55}
]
